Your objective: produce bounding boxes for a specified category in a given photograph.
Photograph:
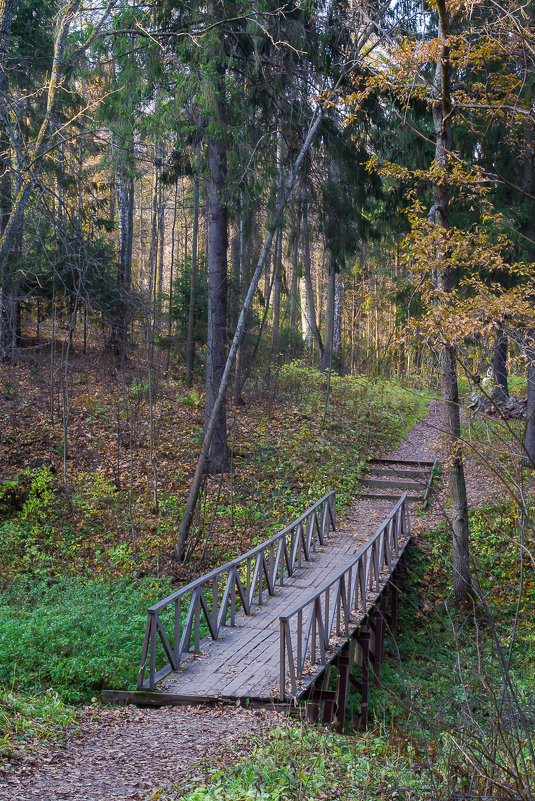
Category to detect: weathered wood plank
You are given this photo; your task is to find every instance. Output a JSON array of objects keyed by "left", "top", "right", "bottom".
[
  {"left": 371, "top": 458, "right": 435, "bottom": 467},
  {"left": 361, "top": 478, "right": 425, "bottom": 490}
]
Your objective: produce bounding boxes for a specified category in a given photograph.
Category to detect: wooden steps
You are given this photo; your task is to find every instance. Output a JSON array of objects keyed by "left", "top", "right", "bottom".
[{"left": 360, "top": 458, "right": 438, "bottom": 507}]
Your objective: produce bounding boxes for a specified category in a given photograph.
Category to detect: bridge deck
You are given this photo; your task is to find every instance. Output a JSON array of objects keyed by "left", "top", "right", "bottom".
[{"left": 158, "top": 497, "right": 400, "bottom": 702}]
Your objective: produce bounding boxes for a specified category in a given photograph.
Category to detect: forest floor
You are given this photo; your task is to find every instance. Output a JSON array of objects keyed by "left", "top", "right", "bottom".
[{"left": 0, "top": 399, "right": 514, "bottom": 801}]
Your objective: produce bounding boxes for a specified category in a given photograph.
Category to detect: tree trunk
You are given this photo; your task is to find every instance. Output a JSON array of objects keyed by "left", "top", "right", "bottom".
[
  {"left": 302, "top": 194, "right": 323, "bottom": 360},
  {"left": 156, "top": 183, "right": 165, "bottom": 309},
  {"left": 434, "top": 0, "right": 472, "bottom": 604},
  {"left": 205, "top": 76, "right": 228, "bottom": 473},
  {"left": 333, "top": 272, "right": 342, "bottom": 366},
  {"left": 492, "top": 328, "right": 509, "bottom": 397},
  {"left": 321, "top": 261, "right": 335, "bottom": 372},
  {"left": 289, "top": 224, "right": 299, "bottom": 336},
  {"left": 271, "top": 228, "right": 282, "bottom": 354},
  {"left": 523, "top": 122, "right": 535, "bottom": 461},
  {"left": 147, "top": 156, "right": 159, "bottom": 351},
  {"left": 271, "top": 128, "right": 284, "bottom": 355},
  {"left": 525, "top": 345, "right": 535, "bottom": 463},
  {"left": 186, "top": 160, "right": 200, "bottom": 388},
  {"left": 109, "top": 168, "right": 134, "bottom": 366},
  {"left": 0, "top": 0, "right": 19, "bottom": 362}
]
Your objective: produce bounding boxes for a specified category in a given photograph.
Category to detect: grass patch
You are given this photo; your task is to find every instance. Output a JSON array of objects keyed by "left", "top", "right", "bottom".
[
  {"left": 0, "top": 576, "right": 172, "bottom": 703},
  {"left": 0, "top": 688, "right": 78, "bottom": 767},
  {"left": 170, "top": 724, "right": 448, "bottom": 801}
]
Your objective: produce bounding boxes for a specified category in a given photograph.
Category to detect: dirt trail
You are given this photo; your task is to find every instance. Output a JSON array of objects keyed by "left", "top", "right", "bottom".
[{"left": 0, "top": 400, "right": 501, "bottom": 801}]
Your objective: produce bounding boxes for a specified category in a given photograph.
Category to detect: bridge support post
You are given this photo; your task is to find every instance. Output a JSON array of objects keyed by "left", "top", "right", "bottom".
[
  {"left": 350, "top": 629, "right": 370, "bottom": 729},
  {"left": 335, "top": 642, "right": 351, "bottom": 733},
  {"left": 308, "top": 666, "right": 335, "bottom": 724},
  {"left": 370, "top": 595, "right": 387, "bottom": 687},
  {"left": 389, "top": 581, "right": 398, "bottom": 639}
]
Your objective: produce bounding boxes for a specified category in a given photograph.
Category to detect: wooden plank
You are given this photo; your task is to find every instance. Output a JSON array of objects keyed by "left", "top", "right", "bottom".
[
  {"left": 358, "top": 492, "right": 421, "bottom": 502},
  {"left": 102, "top": 690, "right": 298, "bottom": 713},
  {"left": 368, "top": 466, "right": 427, "bottom": 477},
  {"left": 361, "top": 478, "right": 425, "bottom": 490},
  {"left": 371, "top": 458, "right": 435, "bottom": 467}
]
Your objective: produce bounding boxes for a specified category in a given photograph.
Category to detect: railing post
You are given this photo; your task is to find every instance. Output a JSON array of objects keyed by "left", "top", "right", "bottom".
[
  {"left": 149, "top": 612, "right": 157, "bottom": 690},
  {"left": 280, "top": 619, "right": 286, "bottom": 701},
  {"left": 230, "top": 567, "right": 236, "bottom": 625},
  {"left": 174, "top": 598, "right": 180, "bottom": 666},
  {"left": 194, "top": 590, "right": 201, "bottom": 652}
]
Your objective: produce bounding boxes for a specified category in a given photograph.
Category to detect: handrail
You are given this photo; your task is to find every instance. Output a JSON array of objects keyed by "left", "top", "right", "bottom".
[
  {"left": 422, "top": 460, "right": 437, "bottom": 508},
  {"left": 137, "top": 491, "right": 336, "bottom": 690},
  {"left": 279, "top": 494, "right": 410, "bottom": 700}
]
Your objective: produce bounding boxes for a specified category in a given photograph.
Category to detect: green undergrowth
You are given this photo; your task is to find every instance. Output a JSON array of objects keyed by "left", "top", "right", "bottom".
[
  {"left": 365, "top": 499, "right": 535, "bottom": 797},
  {"left": 167, "top": 724, "right": 450, "bottom": 801},
  {"left": 0, "top": 687, "right": 78, "bottom": 767},
  {"left": 0, "top": 576, "right": 172, "bottom": 704}
]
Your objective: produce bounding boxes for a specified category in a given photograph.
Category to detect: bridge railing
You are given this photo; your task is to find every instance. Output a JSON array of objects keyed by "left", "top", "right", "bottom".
[
  {"left": 137, "top": 491, "right": 336, "bottom": 691},
  {"left": 279, "top": 494, "right": 409, "bottom": 700}
]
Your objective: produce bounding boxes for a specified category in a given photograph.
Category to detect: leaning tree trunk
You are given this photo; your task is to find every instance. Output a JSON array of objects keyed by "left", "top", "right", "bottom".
[{"left": 434, "top": 0, "right": 472, "bottom": 604}]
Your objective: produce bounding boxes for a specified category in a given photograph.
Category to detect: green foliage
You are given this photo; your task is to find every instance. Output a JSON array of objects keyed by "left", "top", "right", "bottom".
[
  {"left": 0, "top": 467, "right": 124, "bottom": 579},
  {"left": 0, "top": 688, "right": 78, "bottom": 766},
  {"left": 173, "top": 724, "right": 447, "bottom": 801},
  {"left": 0, "top": 577, "right": 172, "bottom": 704},
  {"left": 169, "top": 499, "right": 534, "bottom": 801}
]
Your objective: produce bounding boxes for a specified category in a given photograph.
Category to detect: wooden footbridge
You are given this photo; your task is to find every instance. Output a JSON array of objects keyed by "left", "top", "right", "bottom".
[{"left": 104, "top": 459, "right": 436, "bottom": 728}]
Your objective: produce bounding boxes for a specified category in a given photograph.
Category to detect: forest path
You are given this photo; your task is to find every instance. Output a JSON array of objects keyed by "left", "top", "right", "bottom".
[{"left": 0, "top": 400, "right": 498, "bottom": 801}]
